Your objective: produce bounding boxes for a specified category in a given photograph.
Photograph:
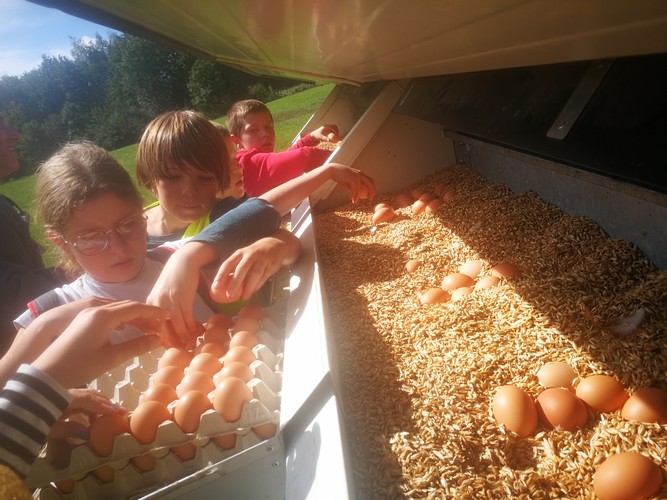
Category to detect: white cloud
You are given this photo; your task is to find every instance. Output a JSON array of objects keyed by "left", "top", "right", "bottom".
[{"left": 0, "top": 48, "right": 42, "bottom": 77}]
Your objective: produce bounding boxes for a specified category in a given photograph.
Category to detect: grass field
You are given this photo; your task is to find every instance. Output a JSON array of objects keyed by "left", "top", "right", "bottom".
[{"left": 0, "top": 83, "right": 334, "bottom": 266}]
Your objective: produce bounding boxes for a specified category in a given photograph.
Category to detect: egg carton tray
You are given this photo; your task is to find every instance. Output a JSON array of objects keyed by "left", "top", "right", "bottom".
[
  {"left": 26, "top": 317, "right": 285, "bottom": 494},
  {"left": 93, "top": 340, "right": 283, "bottom": 412},
  {"left": 34, "top": 429, "right": 274, "bottom": 500}
]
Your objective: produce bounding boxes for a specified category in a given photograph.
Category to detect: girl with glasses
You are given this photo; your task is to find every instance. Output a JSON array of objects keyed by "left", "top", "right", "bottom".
[{"left": 11, "top": 141, "right": 293, "bottom": 350}]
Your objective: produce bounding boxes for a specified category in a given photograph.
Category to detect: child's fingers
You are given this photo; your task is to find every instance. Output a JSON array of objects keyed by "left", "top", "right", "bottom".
[
  {"left": 158, "top": 320, "right": 185, "bottom": 349},
  {"left": 237, "top": 260, "right": 269, "bottom": 301},
  {"left": 211, "top": 251, "right": 246, "bottom": 302},
  {"left": 66, "top": 388, "right": 127, "bottom": 417}
]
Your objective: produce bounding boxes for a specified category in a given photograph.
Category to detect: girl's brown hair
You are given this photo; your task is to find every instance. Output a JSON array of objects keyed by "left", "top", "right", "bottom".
[
  {"left": 136, "top": 110, "right": 230, "bottom": 192},
  {"left": 35, "top": 141, "right": 143, "bottom": 276}
]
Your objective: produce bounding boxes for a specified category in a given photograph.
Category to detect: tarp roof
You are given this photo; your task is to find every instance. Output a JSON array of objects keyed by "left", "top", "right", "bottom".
[{"left": 29, "top": 0, "right": 667, "bottom": 85}]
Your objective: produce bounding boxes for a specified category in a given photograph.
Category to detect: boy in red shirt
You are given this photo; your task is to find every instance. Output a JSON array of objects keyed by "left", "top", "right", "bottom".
[{"left": 227, "top": 99, "right": 340, "bottom": 197}]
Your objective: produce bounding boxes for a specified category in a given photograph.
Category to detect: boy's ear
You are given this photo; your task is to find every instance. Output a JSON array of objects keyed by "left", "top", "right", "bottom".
[
  {"left": 230, "top": 134, "right": 243, "bottom": 149},
  {"left": 48, "top": 231, "right": 73, "bottom": 256}
]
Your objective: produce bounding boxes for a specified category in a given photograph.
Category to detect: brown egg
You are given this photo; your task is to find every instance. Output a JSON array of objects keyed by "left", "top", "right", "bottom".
[
  {"left": 236, "top": 304, "right": 266, "bottom": 321},
  {"left": 396, "top": 193, "right": 413, "bottom": 208},
  {"left": 203, "top": 325, "right": 230, "bottom": 345},
  {"left": 171, "top": 442, "right": 198, "bottom": 461},
  {"left": 92, "top": 464, "right": 115, "bottom": 483},
  {"left": 157, "top": 348, "right": 193, "bottom": 371},
  {"left": 206, "top": 313, "right": 233, "bottom": 331},
  {"left": 374, "top": 202, "right": 391, "bottom": 212},
  {"left": 474, "top": 275, "right": 501, "bottom": 290},
  {"left": 492, "top": 385, "right": 538, "bottom": 438},
  {"left": 214, "top": 361, "right": 254, "bottom": 384},
  {"left": 441, "top": 273, "right": 475, "bottom": 291},
  {"left": 432, "top": 182, "right": 447, "bottom": 195},
  {"left": 411, "top": 199, "right": 428, "bottom": 215},
  {"left": 490, "top": 262, "right": 521, "bottom": 279},
  {"left": 174, "top": 390, "right": 213, "bottom": 433},
  {"left": 199, "top": 341, "right": 227, "bottom": 358},
  {"left": 229, "top": 330, "right": 260, "bottom": 350},
  {"left": 131, "top": 453, "right": 156, "bottom": 472},
  {"left": 576, "top": 374, "right": 629, "bottom": 413},
  {"left": 373, "top": 206, "right": 395, "bottom": 224},
  {"left": 593, "top": 452, "right": 663, "bottom": 500},
  {"left": 451, "top": 287, "right": 473, "bottom": 301},
  {"left": 418, "top": 192, "right": 435, "bottom": 203},
  {"left": 129, "top": 401, "right": 171, "bottom": 445},
  {"left": 188, "top": 352, "right": 223, "bottom": 377},
  {"left": 88, "top": 414, "right": 129, "bottom": 457},
  {"left": 231, "top": 316, "right": 261, "bottom": 334},
  {"left": 177, "top": 370, "right": 215, "bottom": 397},
  {"left": 536, "top": 388, "right": 588, "bottom": 430},
  {"left": 425, "top": 198, "right": 443, "bottom": 213},
  {"left": 411, "top": 188, "right": 425, "bottom": 200},
  {"left": 536, "top": 362, "right": 577, "bottom": 389},
  {"left": 253, "top": 422, "right": 277, "bottom": 440},
  {"left": 621, "top": 387, "right": 667, "bottom": 424},
  {"left": 141, "top": 382, "right": 178, "bottom": 406},
  {"left": 419, "top": 288, "right": 450, "bottom": 304},
  {"left": 356, "top": 182, "right": 371, "bottom": 200},
  {"left": 223, "top": 345, "right": 256, "bottom": 365},
  {"left": 152, "top": 365, "right": 184, "bottom": 389},
  {"left": 54, "top": 478, "right": 75, "bottom": 494},
  {"left": 213, "top": 377, "right": 253, "bottom": 422},
  {"left": 213, "top": 433, "right": 237, "bottom": 450},
  {"left": 459, "top": 260, "right": 483, "bottom": 279},
  {"left": 442, "top": 190, "right": 456, "bottom": 202},
  {"left": 405, "top": 259, "right": 422, "bottom": 273}
]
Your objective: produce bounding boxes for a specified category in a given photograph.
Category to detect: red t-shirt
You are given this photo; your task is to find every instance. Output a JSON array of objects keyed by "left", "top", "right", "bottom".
[{"left": 237, "top": 135, "right": 332, "bottom": 197}]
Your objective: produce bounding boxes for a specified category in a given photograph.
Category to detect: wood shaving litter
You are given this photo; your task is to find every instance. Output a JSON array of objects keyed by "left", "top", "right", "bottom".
[{"left": 313, "top": 164, "right": 667, "bottom": 499}]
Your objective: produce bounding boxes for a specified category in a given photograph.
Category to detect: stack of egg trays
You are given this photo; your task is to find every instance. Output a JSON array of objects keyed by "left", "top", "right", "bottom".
[{"left": 27, "top": 320, "right": 284, "bottom": 499}]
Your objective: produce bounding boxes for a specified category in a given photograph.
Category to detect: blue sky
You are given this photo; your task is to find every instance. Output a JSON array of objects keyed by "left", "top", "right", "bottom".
[{"left": 0, "top": 0, "right": 119, "bottom": 77}]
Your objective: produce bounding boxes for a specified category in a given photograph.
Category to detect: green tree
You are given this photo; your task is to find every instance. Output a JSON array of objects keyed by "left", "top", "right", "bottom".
[{"left": 107, "top": 34, "right": 196, "bottom": 121}]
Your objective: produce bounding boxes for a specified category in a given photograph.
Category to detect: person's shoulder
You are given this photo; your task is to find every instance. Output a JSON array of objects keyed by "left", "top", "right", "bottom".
[{"left": 212, "top": 196, "right": 247, "bottom": 217}]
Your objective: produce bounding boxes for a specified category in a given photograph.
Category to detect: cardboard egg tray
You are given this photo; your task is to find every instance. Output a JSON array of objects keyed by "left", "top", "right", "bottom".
[{"left": 26, "top": 319, "right": 284, "bottom": 499}]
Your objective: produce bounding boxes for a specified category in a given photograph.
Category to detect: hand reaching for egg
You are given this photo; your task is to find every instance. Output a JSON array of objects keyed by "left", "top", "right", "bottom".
[
  {"left": 65, "top": 388, "right": 127, "bottom": 418},
  {"left": 31, "top": 300, "right": 168, "bottom": 389},
  {"left": 327, "top": 164, "right": 376, "bottom": 203},
  {"left": 310, "top": 124, "right": 340, "bottom": 143}
]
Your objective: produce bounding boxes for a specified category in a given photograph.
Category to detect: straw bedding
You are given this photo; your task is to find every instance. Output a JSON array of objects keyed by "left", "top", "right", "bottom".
[{"left": 313, "top": 164, "right": 667, "bottom": 499}]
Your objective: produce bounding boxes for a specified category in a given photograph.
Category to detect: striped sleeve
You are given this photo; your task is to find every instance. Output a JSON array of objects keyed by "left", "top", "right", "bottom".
[{"left": 0, "top": 364, "right": 72, "bottom": 479}]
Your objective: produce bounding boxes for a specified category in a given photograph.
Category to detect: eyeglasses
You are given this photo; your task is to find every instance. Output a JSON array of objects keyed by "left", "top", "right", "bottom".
[{"left": 60, "top": 214, "right": 147, "bottom": 256}]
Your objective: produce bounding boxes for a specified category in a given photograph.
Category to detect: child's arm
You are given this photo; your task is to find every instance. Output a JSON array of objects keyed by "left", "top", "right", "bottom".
[
  {"left": 0, "top": 301, "right": 166, "bottom": 480},
  {"left": 260, "top": 162, "right": 376, "bottom": 215},
  {"left": 30, "top": 300, "right": 166, "bottom": 389},
  {"left": 0, "top": 296, "right": 117, "bottom": 387},
  {"left": 240, "top": 147, "right": 331, "bottom": 197},
  {"left": 210, "top": 228, "right": 301, "bottom": 303},
  {"left": 146, "top": 198, "right": 283, "bottom": 343},
  {"left": 146, "top": 229, "right": 300, "bottom": 343}
]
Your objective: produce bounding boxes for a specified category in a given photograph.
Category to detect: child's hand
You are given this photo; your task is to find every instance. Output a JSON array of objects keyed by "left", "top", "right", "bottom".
[
  {"left": 31, "top": 300, "right": 167, "bottom": 389},
  {"left": 210, "top": 230, "right": 301, "bottom": 303},
  {"left": 64, "top": 388, "right": 127, "bottom": 419},
  {"left": 147, "top": 244, "right": 211, "bottom": 347},
  {"left": 310, "top": 124, "right": 340, "bottom": 143},
  {"left": 328, "top": 163, "right": 377, "bottom": 203}
]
